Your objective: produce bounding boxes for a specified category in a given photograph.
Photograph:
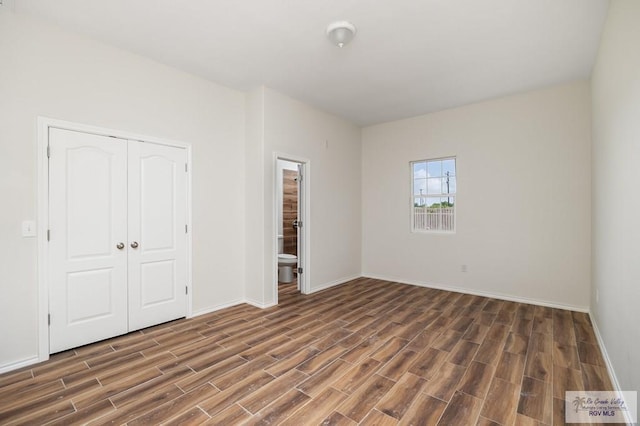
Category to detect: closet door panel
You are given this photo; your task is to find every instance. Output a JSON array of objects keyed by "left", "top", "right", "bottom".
[
  {"left": 48, "top": 128, "right": 128, "bottom": 353},
  {"left": 128, "top": 141, "right": 188, "bottom": 331}
]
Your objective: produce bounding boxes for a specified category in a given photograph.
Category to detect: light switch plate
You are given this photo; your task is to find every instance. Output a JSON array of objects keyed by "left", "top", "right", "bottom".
[{"left": 22, "top": 220, "right": 37, "bottom": 237}]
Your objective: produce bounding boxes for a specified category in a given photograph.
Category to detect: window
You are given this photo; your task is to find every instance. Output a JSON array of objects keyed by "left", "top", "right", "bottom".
[{"left": 411, "top": 157, "right": 456, "bottom": 232}]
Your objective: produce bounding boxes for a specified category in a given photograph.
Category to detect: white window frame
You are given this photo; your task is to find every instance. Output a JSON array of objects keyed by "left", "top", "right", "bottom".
[{"left": 410, "top": 156, "right": 457, "bottom": 234}]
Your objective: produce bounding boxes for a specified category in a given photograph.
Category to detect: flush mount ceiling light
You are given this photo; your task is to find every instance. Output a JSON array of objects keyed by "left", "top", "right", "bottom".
[{"left": 326, "top": 21, "right": 357, "bottom": 48}]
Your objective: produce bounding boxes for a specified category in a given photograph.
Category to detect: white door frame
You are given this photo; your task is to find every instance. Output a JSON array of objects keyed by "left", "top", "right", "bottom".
[
  {"left": 37, "top": 117, "right": 193, "bottom": 362},
  {"left": 273, "top": 153, "right": 310, "bottom": 303}
]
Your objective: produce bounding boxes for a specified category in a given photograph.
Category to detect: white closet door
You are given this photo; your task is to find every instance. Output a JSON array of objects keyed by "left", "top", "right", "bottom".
[
  {"left": 127, "top": 141, "right": 188, "bottom": 331},
  {"left": 49, "top": 128, "right": 128, "bottom": 353}
]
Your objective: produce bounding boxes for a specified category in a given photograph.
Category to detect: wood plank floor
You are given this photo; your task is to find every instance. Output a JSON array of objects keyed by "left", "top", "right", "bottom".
[{"left": 0, "top": 278, "right": 613, "bottom": 425}]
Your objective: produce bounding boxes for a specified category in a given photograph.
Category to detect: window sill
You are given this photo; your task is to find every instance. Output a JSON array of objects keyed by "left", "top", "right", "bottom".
[{"left": 411, "top": 229, "right": 456, "bottom": 235}]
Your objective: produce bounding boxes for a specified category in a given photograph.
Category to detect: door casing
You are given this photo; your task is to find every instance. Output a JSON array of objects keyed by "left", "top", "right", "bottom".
[
  {"left": 37, "top": 117, "right": 193, "bottom": 363},
  {"left": 273, "top": 153, "right": 310, "bottom": 303}
]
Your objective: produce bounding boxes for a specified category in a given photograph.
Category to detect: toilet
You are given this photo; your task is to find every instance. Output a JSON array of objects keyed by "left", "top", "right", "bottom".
[{"left": 277, "top": 235, "right": 297, "bottom": 283}]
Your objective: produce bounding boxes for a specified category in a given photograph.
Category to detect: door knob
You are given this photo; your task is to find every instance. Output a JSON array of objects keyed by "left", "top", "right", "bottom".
[
  {"left": 130, "top": 241, "right": 139, "bottom": 249},
  {"left": 116, "top": 242, "right": 125, "bottom": 250}
]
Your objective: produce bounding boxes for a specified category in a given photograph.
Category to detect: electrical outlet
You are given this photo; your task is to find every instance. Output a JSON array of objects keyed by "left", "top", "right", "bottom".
[{"left": 461, "top": 264, "right": 467, "bottom": 273}]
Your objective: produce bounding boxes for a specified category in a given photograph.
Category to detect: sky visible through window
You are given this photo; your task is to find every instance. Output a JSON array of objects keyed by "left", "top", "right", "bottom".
[{"left": 413, "top": 158, "right": 456, "bottom": 207}]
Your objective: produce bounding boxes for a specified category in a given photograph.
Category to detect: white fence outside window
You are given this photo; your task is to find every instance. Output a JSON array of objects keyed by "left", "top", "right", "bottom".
[{"left": 413, "top": 207, "right": 455, "bottom": 231}]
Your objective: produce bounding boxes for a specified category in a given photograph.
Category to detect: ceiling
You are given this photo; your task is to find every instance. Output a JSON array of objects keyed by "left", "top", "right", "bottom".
[{"left": 15, "top": 0, "right": 609, "bottom": 126}]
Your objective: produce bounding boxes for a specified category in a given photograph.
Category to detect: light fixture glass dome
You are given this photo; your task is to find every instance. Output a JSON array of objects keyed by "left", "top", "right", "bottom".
[{"left": 326, "top": 21, "right": 356, "bottom": 48}]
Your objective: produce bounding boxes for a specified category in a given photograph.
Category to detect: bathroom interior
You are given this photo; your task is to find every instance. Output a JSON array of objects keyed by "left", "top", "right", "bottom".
[{"left": 276, "top": 159, "right": 299, "bottom": 288}]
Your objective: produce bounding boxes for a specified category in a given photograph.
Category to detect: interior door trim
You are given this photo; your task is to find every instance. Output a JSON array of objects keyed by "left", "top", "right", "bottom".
[
  {"left": 272, "top": 153, "right": 311, "bottom": 305},
  {"left": 37, "top": 117, "right": 193, "bottom": 363}
]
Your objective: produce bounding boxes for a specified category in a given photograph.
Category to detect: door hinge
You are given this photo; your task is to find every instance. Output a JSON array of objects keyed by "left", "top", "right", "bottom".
[
  {"left": 185, "top": 286, "right": 188, "bottom": 295},
  {"left": 297, "top": 267, "right": 303, "bottom": 274},
  {"left": 46, "top": 145, "right": 50, "bottom": 158},
  {"left": 47, "top": 229, "right": 50, "bottom": 241},
  {"left": 48, "top": 313, "right": 51, "bottom": 325},
  {"left": 185, "top": 224, "right": 188, "bottom": 233},
  {"left": 297, "top": 221, "right": 303, "bottom": 228},
  {"left": 185, "top": 163, "right": 188, "bottom": 172}
]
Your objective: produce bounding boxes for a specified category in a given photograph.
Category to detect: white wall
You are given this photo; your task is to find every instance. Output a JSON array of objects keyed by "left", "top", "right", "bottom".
[
  {"left": 244, "top": 88, "right": 266, "bottom": 306},
  {"left": 1, "top": 4, "right": 612, "bottom": 379},
  {"left": 362, "top": 81, "right": 592, "bottom": 310},
  {"left": 244, "top": 87, "right": 362, "bottom": 306},
  {"left": 591, "top": 0, "right": 640, "bottom": 392},
  {"left": 264, "top": 89, "right": 362, "bottom": 301},
  {"left": 0, "top": 11, "right": 245, "bottom": 370}
]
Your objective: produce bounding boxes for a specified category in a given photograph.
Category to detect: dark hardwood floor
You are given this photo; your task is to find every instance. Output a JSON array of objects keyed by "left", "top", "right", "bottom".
[{"left": 0, "top": 278, "right": 613, "bottom": 425}]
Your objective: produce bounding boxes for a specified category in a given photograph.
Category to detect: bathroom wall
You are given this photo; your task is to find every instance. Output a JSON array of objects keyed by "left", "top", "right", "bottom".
[
  {"left": 275, "top": 159, "right": 299, "bottom": 243},
  {"left": 282, "top": 169, "right": 298, "bottom": 255}
]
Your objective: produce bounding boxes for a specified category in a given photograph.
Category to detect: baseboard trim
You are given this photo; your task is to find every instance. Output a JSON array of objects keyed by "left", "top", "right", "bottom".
[
  {"left": 588, "top": 313, "right": 634, "bottom": 424},
  {"left": 308, "top": 274, "right": 362, "bottom": 295},
  {"left": 191, "top": 298, "right": 246, "bottom": 317},
  {"left": 589, "top": 314, "right": 622, "bottom": 392},
  {"left": 362, "top": 273, "right": 589, "bottom": 313},
  {"left": 245, "top": 299, "right": 277, "bottom": 309},
  {"left": 0, "top": 355, "right": 40, "bottom": 375}
]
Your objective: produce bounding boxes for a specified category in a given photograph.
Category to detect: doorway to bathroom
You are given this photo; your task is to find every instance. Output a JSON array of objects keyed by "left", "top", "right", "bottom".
[{"left": 275, "top": 156, "right": 309, "bottom": 301}]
